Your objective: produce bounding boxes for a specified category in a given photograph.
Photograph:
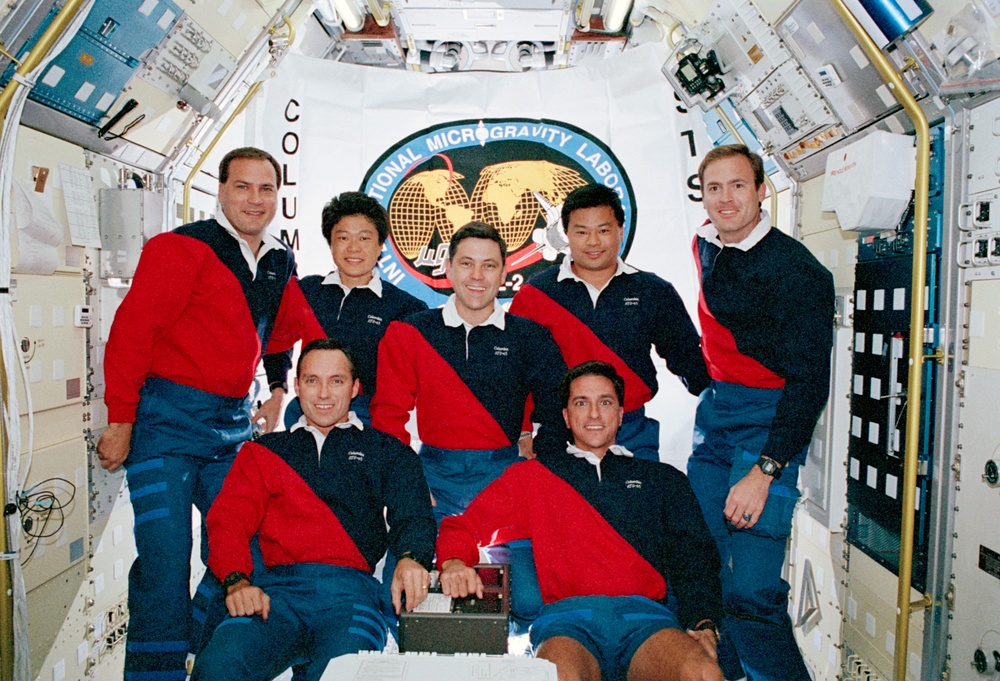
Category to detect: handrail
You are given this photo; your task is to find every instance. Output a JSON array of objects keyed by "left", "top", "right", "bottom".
[
  {"left": 828, "top": 2, "right": 932, "bottom": 681},
  {"left": 181, "top": 80, "right": 263, "bottom": 223},
  {"left": 274, "top": 15, "right": 296, "bottom": 50},
  {"left": 180, "top": 13, "right": 293, "bottom": 220},
  {"left": 0, "top": 0, "right": 89, "bottom": 126}
]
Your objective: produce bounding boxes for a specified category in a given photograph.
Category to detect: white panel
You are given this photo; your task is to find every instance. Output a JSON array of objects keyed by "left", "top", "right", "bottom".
[
  {"left": 968, "top": 96, "right": 1000, "bottom": 195},
  {"left": 873, "top": 288, "right": 885, "bottom": 310},
  {"left": 157, "top": 9, "right": 176, "bottom": 29},
  {"left": 41, "top": 65, "right": 65, "bottom": 87},
  {"left": 893, "top": 287, "right": 906, "bottom": 310},
  {"left": 866, "top": 464, "right": 878, "bottom": 487},
  {"left": 74, "top": 82, "right": 95, "bottom": 102},
  {"left": 885, "top": 474, "right": 897, "bottom": 499},
  {"left": 872, "top": 333, "right": 884, "bottom": 355},
  {"left": 95, "top": 92, "right": 116, "bottom": 112},
  {"left": 950, "top": 367, "right": 1000, "bottom": 674}
]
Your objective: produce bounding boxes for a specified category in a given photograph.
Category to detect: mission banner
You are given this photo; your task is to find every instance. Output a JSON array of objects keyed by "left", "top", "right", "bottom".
[{"left": 252, "top": 43, "right": 714, "bottom": 464}]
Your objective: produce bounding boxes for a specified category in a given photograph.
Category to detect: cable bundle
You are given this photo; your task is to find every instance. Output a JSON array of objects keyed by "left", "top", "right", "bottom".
[{"left": 0, "top": 2, "right": 96, "bottom": 677}]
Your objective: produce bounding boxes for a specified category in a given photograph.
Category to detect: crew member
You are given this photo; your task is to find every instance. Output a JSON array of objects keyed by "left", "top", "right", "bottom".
[
  {"left": 687, "top": 144, "right": 834, "bottom": 681},
  {"left": 510, "top": 184, "right": 710, "bottom": 461},
  {"left": 98, "top": 147, "right": 322, "bottom": 679},
  {"left": 192, "top": 339, "right": 436, "bottom": 681},
  {"left": 260, "top": 191, "right": 427, "bottom": 430},
  {"left": 371, "top": 221, "right": 567, "bottom": 628},
  {"left": 438, "top": 361, "right": 723, "bottom": 681}
]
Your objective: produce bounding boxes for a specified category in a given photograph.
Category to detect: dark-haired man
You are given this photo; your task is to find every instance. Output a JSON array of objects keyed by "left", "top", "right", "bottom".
[
  {"left": 98, "top": 147, "right": 323, "bottom": 679},
  {"left": 510, "top": 184, "right": 709, "bottom": 461},
  {"left": 260, "top": 191, "right": 427, "bottom": 430},
  {"left": 438, "top": 361, "right": 723, "bottom": 681},
  {"left": 371, "top": 221, "right": 566, "bottom": 627},
  {"left": 688, "top": 144, "right": 834, "bottom": 681},
  {"left": 192, "top": 339, "right": 436, "bottom": 681}
]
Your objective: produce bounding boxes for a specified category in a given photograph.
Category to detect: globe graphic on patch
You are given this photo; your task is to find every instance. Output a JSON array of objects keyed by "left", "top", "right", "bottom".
[
  {"left": 389, "top": 169, "right": 474, "bottom": 257},
  {"left": 470, "top": 160, "right": 588, "bottom": 248}
]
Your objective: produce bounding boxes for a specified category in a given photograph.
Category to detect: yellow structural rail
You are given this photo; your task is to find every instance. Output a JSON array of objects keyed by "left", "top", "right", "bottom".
[{"left": 829, "top": 3, "right": 932, "bottom": 681}]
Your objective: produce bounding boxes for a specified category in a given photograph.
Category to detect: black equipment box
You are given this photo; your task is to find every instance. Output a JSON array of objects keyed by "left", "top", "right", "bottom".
[{"left": 398, "top": 564, "right": 509, "bottom": 654}]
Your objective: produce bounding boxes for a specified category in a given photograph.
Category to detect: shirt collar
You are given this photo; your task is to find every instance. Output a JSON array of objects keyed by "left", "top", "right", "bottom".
[
  {"left": 697, "top": 209, "right": 773, "bottom": 252},
  {"left": 290, "top": 412, "right": 364, "bottom": 452},
  {"left": 566, "top": 442, "right": 632, "bottom": 466},
  {"left": 215, "top": 206, "right": 283, "bottom": 277},
  {"left": 557, "top": 256, "right": 636, "bottom": 306},
  {"left": 322, "top": 268, "right": 383, "bottom": 297},
  {"left": 557, "top": 255, "right": 636, "bottom": 284},
  {"left": 566, "top": 442, "right": 633, "bottom": 479},
  {"left": 442, "top": 295, "right": 506, "bottom": 331}
]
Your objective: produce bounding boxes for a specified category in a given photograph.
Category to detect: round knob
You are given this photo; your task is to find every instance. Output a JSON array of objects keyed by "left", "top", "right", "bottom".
[
  {"left": 984, "top": 460, "right": 999, "bottom": 485},
  {"left": 974, "top": 648, "right": 988, "bottom": 674}
]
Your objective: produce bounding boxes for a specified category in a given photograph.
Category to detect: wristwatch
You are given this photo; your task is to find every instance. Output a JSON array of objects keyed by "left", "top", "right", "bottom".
[
  {"left": 221, "top": 571, "right": 250, "bottom": 595},
  {"left": 755, "top": 456, "right": 782, "bottom": 480}
]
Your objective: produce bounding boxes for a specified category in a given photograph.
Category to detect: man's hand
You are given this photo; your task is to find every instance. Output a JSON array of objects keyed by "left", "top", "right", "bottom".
[
  {"left": 97, "top": 423, "right": 133, "bottom": 472},
  {"left": 439, "top": 558, "right": 483, "bottom": 599},
  {"left": 724, "top": 465, "right": 775, "bottom": 529},
  {"left": 252, "top": 388, "right": 285, "bottom": 434},
  {"left": 518, "top": 433, "right": 536, "bottom": 460},
  {"left": 687, "top": 628, "right": 719, "bottom": 660},
  {"left": 391, "top": 557, "right": 431, "bottom": 614},
  {"left": 225, "top": 581, "right": 270, "bottom": 620}
]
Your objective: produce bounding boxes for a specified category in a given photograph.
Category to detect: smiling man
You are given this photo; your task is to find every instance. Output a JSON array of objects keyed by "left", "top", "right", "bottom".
[
  {"left": 437, "top": 361, "right": 724, "bottom": 681},
  {"left": 371, "top": 220, "right": 566, "bottom": 628},
  {"left": 98, "top": 147, "right": 322, "bottom": 680},
  {"left": 192, "top": 339, "right": 435, "bottom": 681},
  {"left": 511, "top": 184, "right": 710, "bottom": 461},
  {"left": 688, "top": 145, "right": 834, "bottom": 681},
  {"left": 260, "top": 192, "right": 427, "bottom": 430}
]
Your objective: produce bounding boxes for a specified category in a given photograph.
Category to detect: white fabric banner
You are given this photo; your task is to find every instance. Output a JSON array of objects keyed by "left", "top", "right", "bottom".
[{"left": 252, "top": 43, "right": 715, "bottom": 466}]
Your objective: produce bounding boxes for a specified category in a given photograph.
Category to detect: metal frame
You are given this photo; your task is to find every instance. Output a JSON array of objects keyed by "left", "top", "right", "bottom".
[
  {"left": 828, "top": 2, "right": 933, "bottom": 679},
  {"left": 920, "top": 102, "right": 981, "bottom": 681}
]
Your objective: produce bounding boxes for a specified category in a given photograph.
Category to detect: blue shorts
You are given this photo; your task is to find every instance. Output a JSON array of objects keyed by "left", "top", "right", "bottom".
[{"left": 529, "top": 596, "right": 681, "bottom": 681}]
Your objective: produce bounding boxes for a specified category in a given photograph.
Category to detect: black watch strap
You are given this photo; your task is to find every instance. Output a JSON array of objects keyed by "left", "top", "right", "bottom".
[
  {"left": 692, "top": 619, "right": 719, "bottom": 638},
  {"left": 222, "top": 571, "right": 250, "bottom": 595},
  {"left": 755, "top": 456, "right": 782, "bottom": 479}
]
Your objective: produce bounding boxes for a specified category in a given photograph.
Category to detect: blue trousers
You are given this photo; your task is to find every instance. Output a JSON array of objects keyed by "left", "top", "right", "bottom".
[
  {"left": 618, "top": 407, "right": 661, "bottom": 461},
  {"left": 123, "top": 378, "right": 252, "bottom": 680},
  {"left": 530, "top": 596, "right": 684, "bottom": 681},
  {"left": 191, "top": 564, "right": 390, "bottom": 681},
  {"left": 687, "top": 382, "right": 810, "bottom": 681}
]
